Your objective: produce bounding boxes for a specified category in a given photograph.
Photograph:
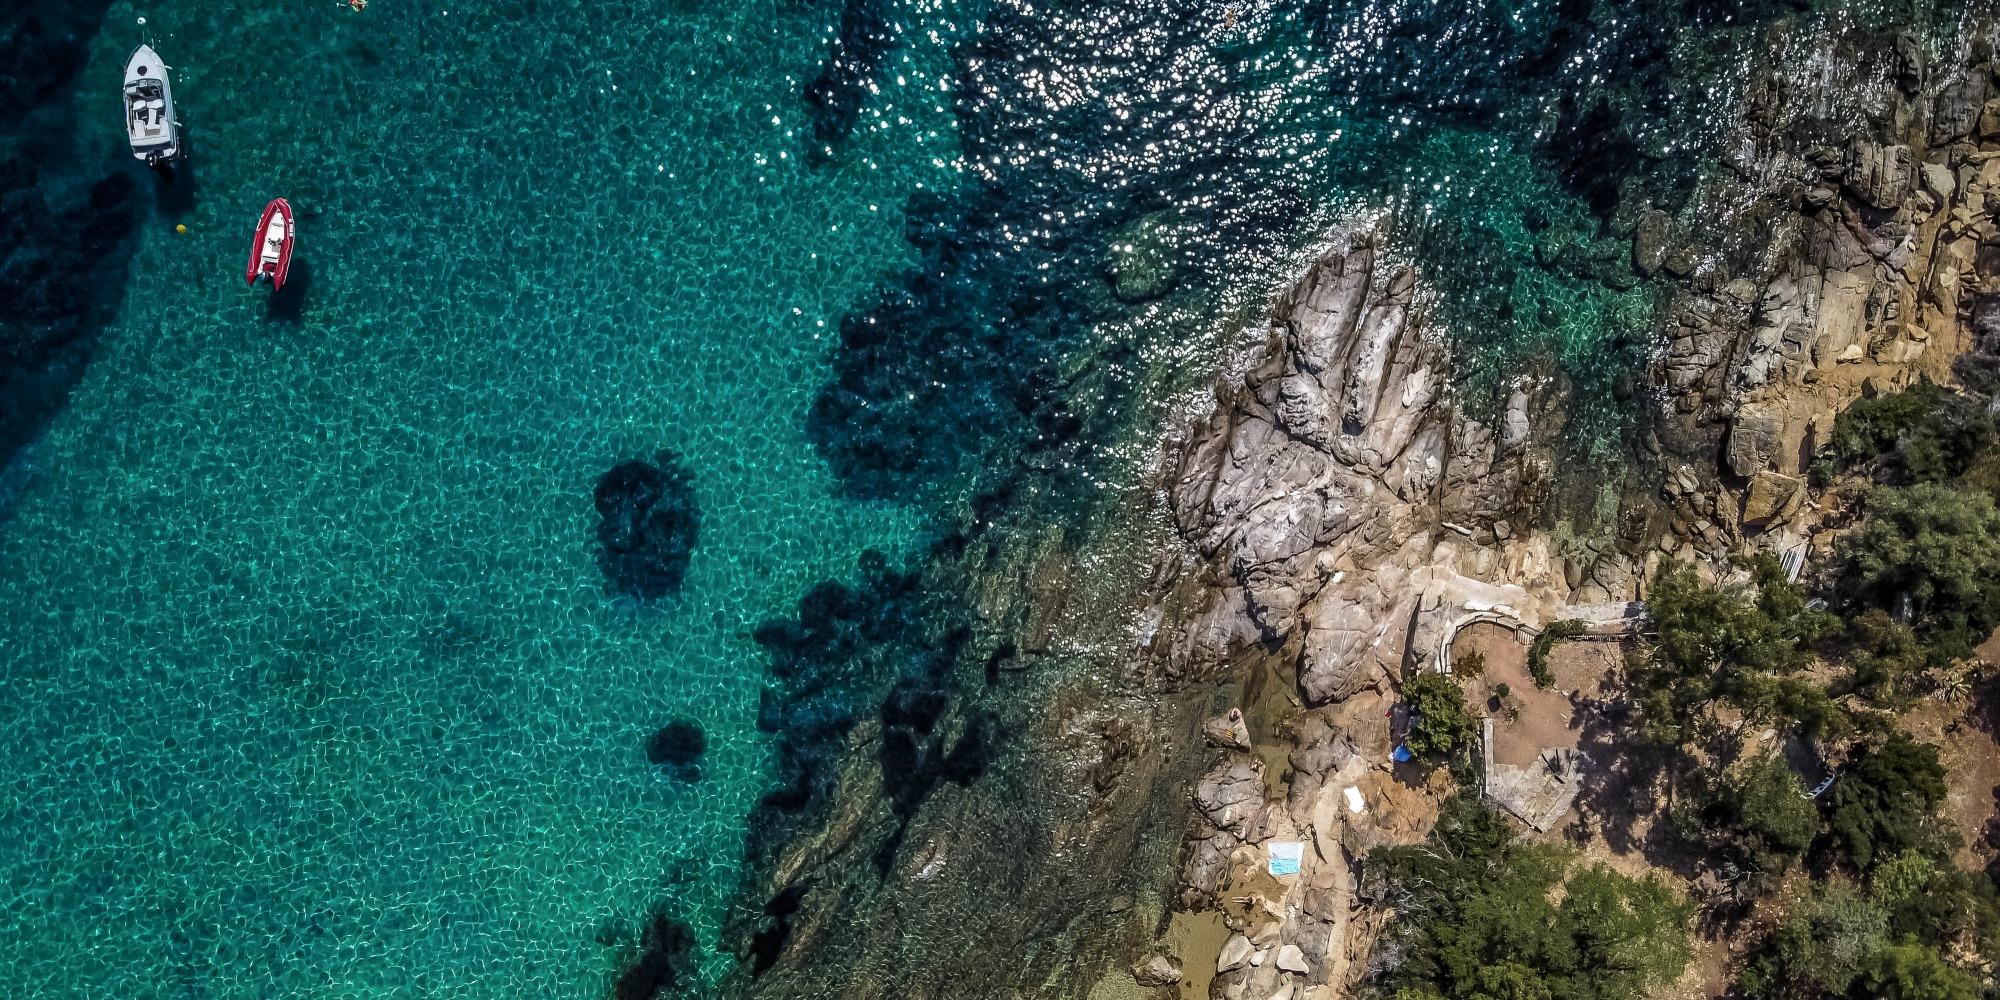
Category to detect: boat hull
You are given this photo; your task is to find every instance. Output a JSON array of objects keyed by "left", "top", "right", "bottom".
[
  {"left": 123, "top": 45, "right": 180, "bottom": 167},
  {"left": 247, "top": 198, "right": 295, "bottom": 291}
]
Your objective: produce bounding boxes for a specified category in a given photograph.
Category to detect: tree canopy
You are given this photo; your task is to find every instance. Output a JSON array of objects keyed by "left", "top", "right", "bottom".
[
  {"left": 1637, "top": 556, "right": 1839, "bottom": 745},
  {"left": 1822, "top": 730, "right": 1950, "bottom": 872},
  {"left": 1370, "top": 799, "right": 1694, "bottom": 1000},
  {"left": 1404, "top": 671, "right": 1479, "bottom": 760},
  {"left": 1811, "top": 380, "right": 1993, "bottom": 487},
  {"left": 1740, "top": 855, "right": 1997, "bottom": 1000},
  {"left": 1685, "top": 753, "right": 1818, "bottom": 873},
  {"left": 1836, "top": 483, "right": 2000, "bottom": 664}
]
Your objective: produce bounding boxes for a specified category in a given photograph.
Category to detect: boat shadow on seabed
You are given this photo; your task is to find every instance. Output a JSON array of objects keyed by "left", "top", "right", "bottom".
[
  {"left": 147, "top": 126, "right": 198, "bottom": 220},
  {"left": 264, "top": 254, "right": 311, "bottom": 324}
]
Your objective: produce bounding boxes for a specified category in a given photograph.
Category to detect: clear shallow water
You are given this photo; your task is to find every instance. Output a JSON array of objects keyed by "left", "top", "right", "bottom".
[{"left": 0, "top": 0, "right": 965, "bottom": 993}]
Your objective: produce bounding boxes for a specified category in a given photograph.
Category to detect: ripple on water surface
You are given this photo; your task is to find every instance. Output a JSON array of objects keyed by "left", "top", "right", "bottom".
[{"left": 0, "top": 0, "right": 956, "bottom": 993}]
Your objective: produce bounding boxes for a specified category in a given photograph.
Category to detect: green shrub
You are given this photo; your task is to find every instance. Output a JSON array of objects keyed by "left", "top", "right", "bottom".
[
  {"left": 1743, "top": 878, "right": 1890, "bottom": 998},
  {"left": 1636, "top": 557, "right": 1839, "bottom": 745},
  {"left": 1811, "top": 380, "right": 1993, "bottom": 487},
  {"left": 1526, "top": 619, "right": 1585, "bottom": 689},
  {"left": 1370, "top": 798, "right": 1695, "bottom": 1000},
  {"left": 1823, "top": 731, "right": 1950, "bottom": 872},
  {"left": 1843, "top": 609, "right": 1928, "bottom": 710},
  {"left": 1877, "top": 852, "right": 2000, "bottom": 958},
  {"left": 1704, "top": 754, "right": 1819, "bottom": 872},
  {"left": 1403, "top": 671, "right": 1477, "bottom": 760},
  {"left": 1837, "top": 483, "right": 2000, "bottom": 665},
  {"left": 1743, "top": 866, "right": 1998, "bottom": 1000},
  {"left": 1857, "top": 940, "right": 1980, "bottom": 1000}
]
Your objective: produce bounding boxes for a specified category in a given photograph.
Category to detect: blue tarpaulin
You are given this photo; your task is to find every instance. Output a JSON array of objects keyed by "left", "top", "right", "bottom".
[{"left": 1268, "top": 841, "right": 1304, "bottom": 876}]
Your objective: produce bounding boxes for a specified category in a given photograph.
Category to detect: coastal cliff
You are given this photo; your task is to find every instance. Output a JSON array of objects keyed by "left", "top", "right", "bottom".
[{"left": 716, "top": 7, "right": 2000, "bottom": 1000}]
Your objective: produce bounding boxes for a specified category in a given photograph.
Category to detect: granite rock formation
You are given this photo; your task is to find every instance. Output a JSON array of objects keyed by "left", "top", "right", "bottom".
[
  {"left": 720, "top": 13, "right": 2000, "bottom": 1000},
  {"left": 1147, "top": 18, "right": 2000, "bottom": 999},
  {"left": 1163, "top": 236, "right": 1576, "bottom": 708}
]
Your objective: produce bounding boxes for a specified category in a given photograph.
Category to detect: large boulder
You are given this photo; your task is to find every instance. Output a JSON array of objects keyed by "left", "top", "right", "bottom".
[
  {"left": 1845, "top": 142, "right": 1912, "bottom": 209},
  {"left": 1933, "top": 71, "right": 1995, "bottom": 144},
  {"left": 1131, "top": 954, "right": 1183, "bottom": 987},
  {"left": 1726, "top": 404, "right": 1784, "bottom": 479},
  {"left": 1741, "top": 471, "right": 1802, "bottom": 529},
  {"left": 1193, "top": 755, "right": 1270, "bottom": 841}
]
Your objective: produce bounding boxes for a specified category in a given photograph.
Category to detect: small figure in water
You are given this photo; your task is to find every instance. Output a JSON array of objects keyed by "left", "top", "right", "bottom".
[{"left": 342, "top": 0, "right": 367, "bottom": 11}]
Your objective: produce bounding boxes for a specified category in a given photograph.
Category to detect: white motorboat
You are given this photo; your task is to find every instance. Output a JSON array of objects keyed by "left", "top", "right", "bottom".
[{"left": 123, "top": 45, "right": 180, "bottom": 167}]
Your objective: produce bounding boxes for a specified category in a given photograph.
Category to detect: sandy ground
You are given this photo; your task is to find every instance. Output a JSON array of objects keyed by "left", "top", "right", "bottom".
[
  {"left": 1899, "top": 684, "right": 2000, "bottom": 872},
  {"left": 1450, "top": 624, "right": 1621, "bottom": 768}
]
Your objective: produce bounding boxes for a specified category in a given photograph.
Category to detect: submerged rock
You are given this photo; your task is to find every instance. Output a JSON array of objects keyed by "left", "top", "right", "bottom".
[
  {"left": 614, "top": 912, "right": 697, "bottom": 1000},
  {"left": 802, "top": 0, "right": 895, "bottom": 157},
  {"left": 594, "top": 451, "right": 700, "bottom": 601},
  {"left": 646, "top": 719, "right": 706, "bottom": 780},
  {"left": 1105, "top": 210, "right": 1180, "bottom": 302},
  {"left": 1632, "top": 209, "right": 1672, "bottom": 276}
]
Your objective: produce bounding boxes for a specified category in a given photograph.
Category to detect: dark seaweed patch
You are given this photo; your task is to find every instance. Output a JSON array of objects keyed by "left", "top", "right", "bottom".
[
  {"left": 646, "top": 719, "right": 706, "bottom": 781},
  {"left": 802, "top": 0, "right": 896, "bottom": 159},
  {"left": 612, "top": 911, "right": 697, "bottom": 1000},
  {"left": 594, "top": 451, "right": 701, "bottom": 602},
  {"left": 873, "top": 690, "right": 997, "bottom": 873},
  {"left": 1543, "top": 94, "right": 1642, "bottom": 219},
  {"left": 746, "top": 550, "right": 928, "bottom": 856},
  {"left": 746, "top": 883, "right": 809, "bottom": 976},
  {"left": 0, "top": 0, "right": 141, "bottom": 479},
  {"left": 743, "top": 541, "right": 1003, "bottom": 889}
]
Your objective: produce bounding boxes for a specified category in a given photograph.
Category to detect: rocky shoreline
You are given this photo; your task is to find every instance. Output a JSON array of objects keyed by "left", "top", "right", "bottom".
[
  {"left": 716, "top": 9, "right": 2000, "bottom": 1000},
  {"left": 1158, "top": 12, "right": 2000, "bottom": 996}
]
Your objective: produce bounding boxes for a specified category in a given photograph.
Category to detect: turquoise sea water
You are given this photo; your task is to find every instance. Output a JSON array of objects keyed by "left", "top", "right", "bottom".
[{"left": 0, "top": 0, "right": 969, "bottom": 993}]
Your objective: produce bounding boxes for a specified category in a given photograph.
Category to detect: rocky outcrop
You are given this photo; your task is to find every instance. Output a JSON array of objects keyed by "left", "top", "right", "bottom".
[
  {"left": 1144, "top": 22, "right": 2000, "bottom": 1000},
  {"left": 721, "top": 16, "right": 2000, "bottom": 1000},
  {"left": 1163, "top": 237, "right": 1578, "bottom": 711},
  {"left": 1155, "top": 239, "right": 1588, "bottom": 998},
  {"left": 1646, "top": 25, "right": 2000, "bottom": 568}
]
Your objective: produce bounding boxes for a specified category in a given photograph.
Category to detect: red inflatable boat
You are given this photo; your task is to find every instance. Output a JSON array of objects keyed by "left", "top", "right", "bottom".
[{"left": 245, "top": 198, "right": 294, "bottom": 290}]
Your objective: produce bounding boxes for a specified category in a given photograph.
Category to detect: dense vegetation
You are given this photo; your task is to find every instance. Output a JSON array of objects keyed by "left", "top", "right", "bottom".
[
  {"left": 1811, "top": 380, "right": 1995, "bottom": 488},
  {"left": 1742, "top": 853, "right": 2000, "bottom": 1000},
  {"left": 1659, "top": 382, "right": 2000, "bottom": 998},
  {"left": 1370, "top": 797, "right": 1696, "bottom": 1000},
  {"left": 1677, "top": 753, "right": 1819, "bottom": 873},
  {"left": 1633, "top": 554, "right": 1840, "bottom": 745},
  {"left": 1836, "top": 484, "right": 2000, "bottom": 666},
  {"left": 1403, "top": 671, "right": 1480, "bottom": 760}
]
